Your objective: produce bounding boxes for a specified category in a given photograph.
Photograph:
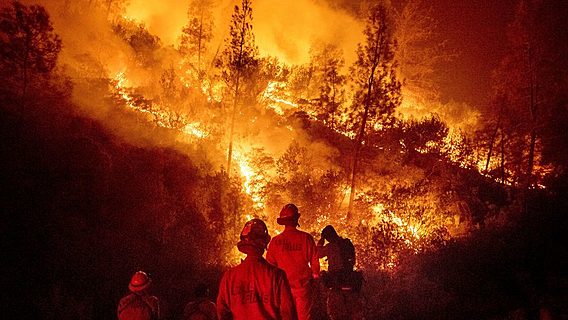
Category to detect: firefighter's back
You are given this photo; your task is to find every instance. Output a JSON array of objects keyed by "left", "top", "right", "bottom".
[
  {"left": 217, "top": 256, "right": 293, "bottom": 320},
  {"left": 267, "top": 228, "right": 316, "bottom": 289}
]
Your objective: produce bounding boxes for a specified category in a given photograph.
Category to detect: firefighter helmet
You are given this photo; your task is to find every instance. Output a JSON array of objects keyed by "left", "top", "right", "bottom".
[
  {"left": 277, "top": 203, "right": 300, "bottom": 226},
  {"left": 237, "top": 218, "right": 271, "bottom": 252},
  {"left": 129, "top": 271, "right": 151, "bottom": 292}
]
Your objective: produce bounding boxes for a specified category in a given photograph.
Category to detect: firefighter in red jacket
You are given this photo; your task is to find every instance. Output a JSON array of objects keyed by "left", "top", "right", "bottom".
[
  {"left": 267, "top": 204, "right": 320, "bottom": 320},
  {"left": 117, "top": 271, "right": 161, "bottom": 320},
  {"left": 217, "top": 218, "right": 297, "bottom": 320}
]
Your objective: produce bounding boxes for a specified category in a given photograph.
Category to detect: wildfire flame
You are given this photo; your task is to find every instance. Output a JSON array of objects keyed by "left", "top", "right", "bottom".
[{"left": 99, "top": 3, "right": 549, "bottom": 270}]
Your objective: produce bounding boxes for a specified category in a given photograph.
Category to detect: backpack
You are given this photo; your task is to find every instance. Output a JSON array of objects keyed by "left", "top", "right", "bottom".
[
  {"left": 322, "top": 238, "right": 363, "bottom": 292},
  {"left": 338, "top": 238, "right": 356, "bottom": 271}
]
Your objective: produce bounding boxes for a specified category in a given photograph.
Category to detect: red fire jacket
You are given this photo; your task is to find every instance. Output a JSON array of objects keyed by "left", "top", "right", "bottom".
[
  {"left": 217, "top": 255, "right": 297, "bottom": 320},
  {"left": 117, "top": 292, "right": 160, "bottom": 320},
  {"left": 266, "top": 227, "right": 320, "bottom": 290}
]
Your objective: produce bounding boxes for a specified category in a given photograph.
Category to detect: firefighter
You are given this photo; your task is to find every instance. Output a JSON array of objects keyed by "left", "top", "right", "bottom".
[
  {"left": 117, "top": 271, "right": 161, "bottom": 320},
  {"left": 217, "top": 218, "right": 297, "bottom": 320},
  {"left": 266, "top": 203, "right": 320, "bottom": 320},
  {"left": 182, "top": 282, "right": 217, "bottom": 320},
  {"left": 317, "top": 225, "right": 363, "bottom": 320}
]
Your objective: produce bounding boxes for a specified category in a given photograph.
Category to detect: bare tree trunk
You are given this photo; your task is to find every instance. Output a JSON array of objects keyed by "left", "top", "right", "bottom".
[
  {"left": 197, "top": 8, "right": 204, "bottom": 76},
  {"left": 226, "top": 76, "right": 240, "bottom": 178},
  {"left": 526, "top": 45, "right": 538, "bottom": 189},
  {"left": 500, "top": 130, "right": 506, "bottom": 184},
  {"left": 347, "top": 27, "right": 383, "bottom": 219},
  {"left": 527, "top": 127, "right": 537, "bottom": 186},
  {"left": 485, "top": 126, "right": 498, "bottom": 174},
  {"left": 21, "top": 32, "right": 31, "bottom": 106},
  {"left": 485, "top": 102, "right": 504, "bottom": 173},
  {"left": 305, "top": 64, "right": 314, "bottom": 99},
  {"left": 226, "top": 1, "right": 248, "bottom": 179}
]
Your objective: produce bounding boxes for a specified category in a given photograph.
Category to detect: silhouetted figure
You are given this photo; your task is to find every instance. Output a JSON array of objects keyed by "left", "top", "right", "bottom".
[
  {"left": 217, "top": 219, "right": 297, "bottom": 320},
  {"left": 317, "top": 225, "right": 363, "bottom": 320},
  {"left": 182, "top": 282, "right": 217, "bottom": 320},
  {"left": 267, "top": 203, "right": 320, "bottom": 320},
  {"left": 117, "top": 271, "right": 161, "bottom": 320}
]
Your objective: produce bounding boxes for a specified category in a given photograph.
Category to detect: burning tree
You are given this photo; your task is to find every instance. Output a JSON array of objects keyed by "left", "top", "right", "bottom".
[
  {"left": 217, "top": 0, "right": 259, "bottom": 177},
  {"left": 309, "top": 42, "right": 347, "bottom": 130},
  {"left": 394, "top": 0, "right": 450, "bottom": 109},
  {"left": 179, "top": 0, "right": 215, "bottom": 85},
  {"left": 347, "top": 3, "right": 402, "bottom": 217},
  {"left": 112, "top": 18, "right": 161, "bottom": 68}
]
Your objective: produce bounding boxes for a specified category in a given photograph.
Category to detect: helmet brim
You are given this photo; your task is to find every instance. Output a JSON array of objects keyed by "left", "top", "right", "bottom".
[
  {"left": 129, "top": 279, "right": 151, "bottom": 292},
  {"left": 237, "top": 241, "right": 265, "bottom": 254},
  {"left": 277, "top": 216, "right": 300, "bottom": 226}
]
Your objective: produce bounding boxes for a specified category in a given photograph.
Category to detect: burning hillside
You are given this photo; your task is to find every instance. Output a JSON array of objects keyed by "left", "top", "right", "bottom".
[
  {"left": 3, "top": 0, "right": 557, "bottom": 268},
  {"left": 2, "top": 0, "right": 567, "bottom": 319}
]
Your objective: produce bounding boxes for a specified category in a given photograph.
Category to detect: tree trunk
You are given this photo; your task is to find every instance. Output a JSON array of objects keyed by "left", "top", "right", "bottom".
[
  {"left": 500, "top": 131, "right": 506, "bottom": 184},
  {"left": 485, "top": 102, "right": 504, "bottom": 173},
  {"left": 347, "top": 27, "right": 383, "bottom": 218},
  {"left": 485, "top": 126, "right": 498, "bottom": 174},
  {"left": 525, "top": 45, "right": 538, "bottom": 189},
  {"left": 21, "top": 31, "right": 31, "bottom": 106},
  {"left": 330, "top": 73, "right": 337, "bottom": 130},
  {"left": 226, "top": 1, "right": 248, "bottom": 179},
  {"left": 226, "top": 76, "right": 240, "bottom": 178},
  {"left": 197, "top": 8, "right": 204, "bottom": 75}
]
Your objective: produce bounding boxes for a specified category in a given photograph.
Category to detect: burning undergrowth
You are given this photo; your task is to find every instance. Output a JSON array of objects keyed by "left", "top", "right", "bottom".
[{"left": 3, "top": 0, "right": 567, "bottom": 319}]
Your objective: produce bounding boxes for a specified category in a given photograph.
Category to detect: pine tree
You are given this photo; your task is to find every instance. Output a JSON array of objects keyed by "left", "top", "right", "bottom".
[
  {"left": 218, "top": 0, "right": 259, "bottom": 177},
  {"left": 179, "top": 0, "right": 214, "bottom": 82},
  {"left": 394, "top": 0, "right": 452, "bottom": 113},
  {"left": 347, "top": 3, "right": 401, "bottom": 217},
  {"left": 309, "top": 42, "right": 346, "bottom": 130}
]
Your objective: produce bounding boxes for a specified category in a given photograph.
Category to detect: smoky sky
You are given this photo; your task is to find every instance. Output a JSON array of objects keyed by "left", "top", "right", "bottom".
[
  {"left": 14, "top": 0, "right": 518, "bottom": 108},
  {"left": 430, "top": 0, "right": 517, "bottom": 106},
  {"left": 327, "top": 0, "right": 518, "bottom": 107}
]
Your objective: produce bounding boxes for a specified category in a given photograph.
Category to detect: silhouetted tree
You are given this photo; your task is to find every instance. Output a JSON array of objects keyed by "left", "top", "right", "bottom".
[
  {"left": 288, "top": 63, "right": 316, "bottom": 101},
  {"left": 347, "top": 3, "right": 401, "bottom": 217},
  {"left": 402, "top": 115, "right": 449, "bottom": 157},
  {"left": 394, "top": 0, "right": 451, "bottom": 108},
  {"left": 0, "top": 1, "right": 62, "bottom": 100},
  {"left": 179, "top": 0, "right": 215, "bottom": 83},
  {"left": 112, "top": 18, "right": 161, "bottom": 67},
  {"left": 489, "top": 0, "right": 568, "bottom": 189},
  {"left": 218, "top": 0, "right": 259, "bottom": 177},
  {"left": 309, "top": 42, "right": 347, "bottom": 130}
]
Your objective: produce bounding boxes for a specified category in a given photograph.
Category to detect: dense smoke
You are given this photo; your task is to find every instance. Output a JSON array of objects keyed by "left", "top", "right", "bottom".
[
  {"left": 125, "top": 0, "right": 364, "bottom": 64},
  {"left": 14, "top": 0, "right": 483, "bottom": 154},
  {"left": 11, "top": 0, "right": 363, "bottom": 170}
]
